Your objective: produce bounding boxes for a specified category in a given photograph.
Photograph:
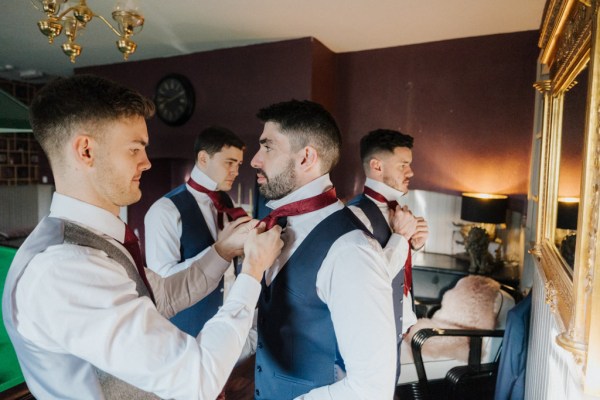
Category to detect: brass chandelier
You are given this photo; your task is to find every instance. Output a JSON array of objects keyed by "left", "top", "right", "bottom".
[{"left": 32, "top": 0, "right": 144, "bottom": 63}]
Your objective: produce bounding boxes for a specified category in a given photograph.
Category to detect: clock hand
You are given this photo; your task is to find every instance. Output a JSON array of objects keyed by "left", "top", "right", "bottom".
[{"left": 163, "top": 92, "right": 185, "bottom": 105}]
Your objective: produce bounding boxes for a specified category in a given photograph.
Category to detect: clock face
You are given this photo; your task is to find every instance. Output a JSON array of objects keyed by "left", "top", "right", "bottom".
[{"left": 154, "top": 74, "right": 195, "bottom": 126}]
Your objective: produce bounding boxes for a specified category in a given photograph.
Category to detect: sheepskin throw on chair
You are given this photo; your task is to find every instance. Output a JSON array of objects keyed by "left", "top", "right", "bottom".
[{"left": 404, "top": 275, "right": 502, "bottom": 361}]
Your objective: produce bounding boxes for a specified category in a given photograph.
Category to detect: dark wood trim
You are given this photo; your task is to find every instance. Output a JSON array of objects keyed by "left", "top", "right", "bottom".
[{"left": 0, "top": 382, "right": 34, "bottom": 400}]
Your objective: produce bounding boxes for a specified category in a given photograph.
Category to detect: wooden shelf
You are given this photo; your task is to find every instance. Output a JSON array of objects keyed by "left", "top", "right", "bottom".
[
  {"left": 0, "top": 133, "right": 40, "bottom": 186},
  {"left": 0, "top": 78, "right": 43, "bottom": 106}
]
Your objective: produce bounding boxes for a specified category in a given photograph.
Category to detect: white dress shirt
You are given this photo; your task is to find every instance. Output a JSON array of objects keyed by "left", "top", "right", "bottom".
[
  {"left": 144, "top": 166, "right": 236, "bottom": 298},
  {"left": 348, "top": 177, "right": 418, "bottom": 333},
  {"left": 3, "top": 192, "right": 260, "bottom": 400},
  {"left": 264, "top": 174, "right": 396, "bottom": 400}
]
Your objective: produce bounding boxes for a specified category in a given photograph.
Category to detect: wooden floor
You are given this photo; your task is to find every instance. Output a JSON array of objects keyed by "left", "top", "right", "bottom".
[{"left": 222, "top": 355, "right": 255, "bottom": 400}]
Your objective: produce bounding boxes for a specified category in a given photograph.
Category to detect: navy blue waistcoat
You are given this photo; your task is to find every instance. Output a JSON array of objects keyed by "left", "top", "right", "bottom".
[
  {"left": 165, "top": 184, "right": 231, "bottom": 336},
  {"left": 254, "top": 207, "right": 369, "bottom": 400},
  {"left": 348, "top": 194, "right": 405, "bottom": 382}
]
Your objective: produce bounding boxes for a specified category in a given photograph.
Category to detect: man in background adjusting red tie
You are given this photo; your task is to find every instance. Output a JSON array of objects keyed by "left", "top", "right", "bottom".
[
  {"left": 251, "top": 100, "right": 396, "bottom": 400},
  {"left": 347, "top": 129, "right": 429, "bottom": 394},
  {"left": 145, "top": 126, "right": 250, "bottom": 338}
]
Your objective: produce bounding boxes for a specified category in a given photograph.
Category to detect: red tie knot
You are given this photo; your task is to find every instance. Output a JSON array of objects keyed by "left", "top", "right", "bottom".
[
  {"left": 364, "top": 187, "right": 398, "bottom": 210},
  {"left": 258, "top": 187, "right": 338, "bottom": 230}
]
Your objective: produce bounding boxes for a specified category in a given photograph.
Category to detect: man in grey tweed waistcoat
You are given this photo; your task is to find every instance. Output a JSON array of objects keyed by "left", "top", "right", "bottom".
[{"left": 2, "top": 74, "right": 283, "bottom": 400}]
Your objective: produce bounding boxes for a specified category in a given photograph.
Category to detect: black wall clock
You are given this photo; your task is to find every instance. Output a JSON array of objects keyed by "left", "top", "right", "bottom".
[{"left": 154, "top": 74, "right": 195, "bottom": 126}]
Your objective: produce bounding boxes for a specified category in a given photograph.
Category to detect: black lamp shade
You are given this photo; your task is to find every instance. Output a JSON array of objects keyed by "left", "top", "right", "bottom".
[
  {"left": 557, "top": 198, "right": 579, "bottom": 230},
  {"left": 460, "top": 193, "right": 508, "bottom": 224}
]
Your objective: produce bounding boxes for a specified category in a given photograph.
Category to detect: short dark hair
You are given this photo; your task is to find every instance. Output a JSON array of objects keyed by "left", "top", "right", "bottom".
[
  {"left": 29, "top": 74, "right": 155, "bottom": 162},
  {"left": 193, "top": 126, "right": 245, "bottom": 158},
  {"left": 257, "top": 99, "right": 342, "bottom": 172},
  {"left": 360, "top": 129, "right": 414, "bottom": 168}
]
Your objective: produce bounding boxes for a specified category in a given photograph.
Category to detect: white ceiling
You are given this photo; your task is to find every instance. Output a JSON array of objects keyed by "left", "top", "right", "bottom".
[{"left": 1, "top": 0, "right": 547, "bottom": 83}]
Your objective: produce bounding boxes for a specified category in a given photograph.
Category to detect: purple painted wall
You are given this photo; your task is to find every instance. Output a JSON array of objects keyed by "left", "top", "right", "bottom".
[{"left": 334, "top": 31, "right": 538, "bottom": 202}]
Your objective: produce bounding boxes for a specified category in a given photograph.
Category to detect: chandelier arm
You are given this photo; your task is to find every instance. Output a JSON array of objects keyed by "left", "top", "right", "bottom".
[
  {"left": 52, "top": 5, "right": 78, "bottom": 20},
  {"left": 29, "top": 0, "right": 41, "bottom": 12},
  {"left": 94, "top": 13, "right": 122, "bottom": 37}
]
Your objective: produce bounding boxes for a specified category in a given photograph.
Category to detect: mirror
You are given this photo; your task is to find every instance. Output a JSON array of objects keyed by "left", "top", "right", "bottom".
[
  {"left": 556, "top": 64, "right": 587, "bottom": 269},
  {"left": 534, "top": 0, "right": 600, "bottom": 390}
]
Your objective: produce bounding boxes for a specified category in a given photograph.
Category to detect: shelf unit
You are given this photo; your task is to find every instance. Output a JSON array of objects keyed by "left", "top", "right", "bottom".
[
  {"left": 0, "top": 132, "right": 40, "bottom": 185},
  {"left": 0, "top": 78, "right": 43, "bottom": 106}
]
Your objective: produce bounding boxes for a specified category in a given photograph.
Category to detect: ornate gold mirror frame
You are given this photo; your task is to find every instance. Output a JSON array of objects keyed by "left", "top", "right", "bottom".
[{"left": 534, "top": 0, "right": 600, "bottom": 393}]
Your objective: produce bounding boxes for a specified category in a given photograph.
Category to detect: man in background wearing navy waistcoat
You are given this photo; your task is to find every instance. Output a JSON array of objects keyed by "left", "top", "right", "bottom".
[
  {"left": 347, "top": 128, "right": 429, "bottom": 392},
  {"left": 250, "top": 100, "right": 397, "bottom": 399},
  {"left": 145, "top": 126, "right": 249, "bottom": 337}
]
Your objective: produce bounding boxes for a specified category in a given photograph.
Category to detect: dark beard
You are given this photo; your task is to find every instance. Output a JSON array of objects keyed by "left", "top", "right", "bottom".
[{"left": 258, "top": 160, "right": 296, "bottom": 200}]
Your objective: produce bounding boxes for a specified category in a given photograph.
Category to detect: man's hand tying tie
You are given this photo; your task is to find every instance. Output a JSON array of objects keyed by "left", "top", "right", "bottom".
[
  {"left": 214, "top": 216, "right": 254, "bottom": 262},
  {"left": 241, "top": 222, "right": 283, "bottom": 282},
  {"left": 389, "top": 205, "right": 418, "bottom": 240},
  {"left": 410, "top": 217, "right": 429, "bottom": 250}
]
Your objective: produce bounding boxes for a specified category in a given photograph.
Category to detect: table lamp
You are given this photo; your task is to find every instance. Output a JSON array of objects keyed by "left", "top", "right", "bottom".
[
  {"left": 556, "top": 197, "right": 578, "bottom": 268},
  {"left": 461, "top": 193, "right": 508, "bottom": 225},
  {"left": 556, "top": 197, "right": 579, "bottom": 231},
  {"left": 460, "top": 193, "right": 508, "bottom": 274}
]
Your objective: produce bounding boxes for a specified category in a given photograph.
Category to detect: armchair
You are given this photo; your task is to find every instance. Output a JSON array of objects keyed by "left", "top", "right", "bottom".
[
  {"left": 396, "top": 275, "right": 519, "bottom": 400},
  {"left": 409, "top": 327, "right": 505, "bottom": 400}
]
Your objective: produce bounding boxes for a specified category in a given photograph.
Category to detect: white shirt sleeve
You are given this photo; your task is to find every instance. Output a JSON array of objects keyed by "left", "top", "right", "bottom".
[
  {"left": 144, "top": 197, "right": 213, "bottom": 277},
  {"left": 348, "top": 205, "right": 410, "bottom": 279},
  {"left": 16, "top": 245, "right": 259, "bottom": 400},
  {"left": 238, "top": 309, "right": 258, "bottom": 363},
  {"left": 297, "top": 231, "right": 396, "bottom": 400}
]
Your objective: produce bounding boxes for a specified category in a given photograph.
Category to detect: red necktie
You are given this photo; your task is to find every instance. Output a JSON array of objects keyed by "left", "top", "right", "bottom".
[
  {"left": 259, "top": 187, "right": 338, "bottom": 230},
  {"left": 404, "top": 249, "right": 412, "bottom": 296},
  {"left": 364, "top": 186, "right": 399, "bottom": 210},
  {"left": 187, "top": 178, "right": 248, "bottom": 229},
  {"left": 122, "top": 224, "right": 156, "bottom": 303},
  {"left": 364, "top": 187, "right": 412, "bottom": 295}
]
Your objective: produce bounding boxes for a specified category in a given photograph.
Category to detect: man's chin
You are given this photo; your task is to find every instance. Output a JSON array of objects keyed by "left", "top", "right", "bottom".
[
  {"left": 133, "top": 191, "right": 143, "bottom": 203},
  {"left": 119, "top": 192, "right": 142, "bottom": 208}
]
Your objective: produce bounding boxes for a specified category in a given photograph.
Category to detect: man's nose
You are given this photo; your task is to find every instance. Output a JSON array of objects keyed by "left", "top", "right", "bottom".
[
  {"left": 141, "top": 152, "right": 151, "bottom": 171},
  {"left": 250, "top": 153, "right": 261, "bottom": 169}
]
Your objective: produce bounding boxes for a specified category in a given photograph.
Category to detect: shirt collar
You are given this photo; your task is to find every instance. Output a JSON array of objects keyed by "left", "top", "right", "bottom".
[
  {"left": 49, "top": 192, "right": 126, "bottom": 242},
  {"left": 266, "top": 174, "right": 333, "bottom": 210},
  {"left": 189, "top": 165, "right": 218, "bottom": 191},
  {"left": 365, "top": 177, "right": 406, "bottom": 204}
]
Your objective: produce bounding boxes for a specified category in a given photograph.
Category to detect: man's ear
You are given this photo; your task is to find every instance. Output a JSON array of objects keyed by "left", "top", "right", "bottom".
[
  {"left": 369, "top": 157, "right": 383, "bottom": 176},
  {"left": 197, "top": 150, "right": 209, "bottom": 167},
  {"left": 72, "top": 135, "right": 94, "bottom": 167},
  {"left": 298, "top": 146, "right": 318, "bottom": 171}
]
